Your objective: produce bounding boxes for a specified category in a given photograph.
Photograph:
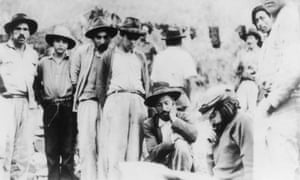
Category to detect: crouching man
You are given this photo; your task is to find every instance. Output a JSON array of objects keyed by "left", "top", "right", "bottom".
[
  {"left": 199, "top": 87, "right": 253, "bottom": 180},
  {"left": 143, "top": 82, "right": 198, "bottom": 171}
]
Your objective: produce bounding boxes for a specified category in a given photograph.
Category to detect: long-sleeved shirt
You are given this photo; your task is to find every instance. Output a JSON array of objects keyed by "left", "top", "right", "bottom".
[
  {"left": 35, "top": 54, "right": 73, "bottom": 101},
  {"left": 211, "top": 112, "right": 253, "bottom": 180}
]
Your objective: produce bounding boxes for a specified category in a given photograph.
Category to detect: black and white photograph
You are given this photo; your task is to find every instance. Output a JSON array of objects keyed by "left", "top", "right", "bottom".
[{"left": 0, "top": 0, "right": 299, "bottom": 179}]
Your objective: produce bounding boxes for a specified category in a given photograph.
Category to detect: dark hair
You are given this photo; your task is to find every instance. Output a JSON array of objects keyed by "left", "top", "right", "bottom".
[
  {"left": 217, "top": 97, "right": 239, "bottom": 123},
  {"left": 252, "top": 5, "right": 271, "bottom": 27},
  {"left": 166, "top": 38, "right": 182, "bottom": 46}
]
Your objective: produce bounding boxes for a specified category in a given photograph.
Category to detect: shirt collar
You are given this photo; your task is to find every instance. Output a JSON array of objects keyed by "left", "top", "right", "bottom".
[
  {"left": 6, "top": 40, "right": 27, "bottom": 51},
  {"left": 158, "top": 118, "right": 171, "bottom": 128},
  {"left": 48, "top": 52, "right": 69, "bottom": 61}
]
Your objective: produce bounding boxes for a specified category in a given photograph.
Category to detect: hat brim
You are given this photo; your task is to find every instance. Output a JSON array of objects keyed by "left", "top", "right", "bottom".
[
  {"left": 145, "top": 90, "right": 181, "bottom": 107},
  {"left": 162, "top": 35, "right": 186, "bottom": 40},
  {"left": 120, "top": 28, "right": 146, "bottom": 36},
  {"left": 4, "top": 18, "right": 38, "bottom": 35},
  {"left": 85, "top": 26, "right": 117, "bottom": 39},
  {"left": 45, "top": 34, "right": 76, "bottom": 49}
]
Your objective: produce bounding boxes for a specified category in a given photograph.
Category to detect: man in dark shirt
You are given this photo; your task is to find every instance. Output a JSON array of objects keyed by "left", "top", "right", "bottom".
[
  {"left": 143, "top": 82, "right": 198, "bottom": 171},
  {"left": 35, "top": 26, "right": 77, "bottom": 180},
  {"left": 70, "top": 18, "right": 117, "bottom": 180}
]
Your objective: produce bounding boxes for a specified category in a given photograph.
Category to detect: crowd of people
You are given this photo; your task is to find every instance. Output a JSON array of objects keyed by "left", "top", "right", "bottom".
[{"left": 0, "top": 0, "right": 300, "bottom": 180}]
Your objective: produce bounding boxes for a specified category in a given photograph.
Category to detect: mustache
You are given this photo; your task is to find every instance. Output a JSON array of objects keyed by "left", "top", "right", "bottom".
[{"left": 17, "top": 34, "right": 25, "bottom": 40}]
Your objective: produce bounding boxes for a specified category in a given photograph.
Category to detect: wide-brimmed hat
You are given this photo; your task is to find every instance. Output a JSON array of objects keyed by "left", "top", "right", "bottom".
[
  {"left": 162, "top": 28, "right": 186, "bottom": 40},
  {"left": 119, "top": 17, "right": 145, "bottom": 36},
  {"left": 4, "top": 13, "right": 38, "bottom": 35},
  {"left": 145, "top": 82, "right": 182, "bottom": 107},
  {"left": 45, "top": 26, "right": 76, "bottom": 49},
  {"left": 85, "top": 18, "right": 118, "bottom": 39}
]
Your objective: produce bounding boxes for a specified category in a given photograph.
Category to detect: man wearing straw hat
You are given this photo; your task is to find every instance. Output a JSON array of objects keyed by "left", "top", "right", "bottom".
[
  {"left": 143, "top": 82, "right": 198, "bottom": 171},
  {"left": 70, "top": 18, "right": 117, "bottom": 180},
  {"left": 0, "top": 13, "right": 39, "bottom": 180},
  {"left": 35, "top": 25, "right": 77, "bottom": 180},
  {"left": 98, "top": 17, "right": 149, "bottom": 180}
]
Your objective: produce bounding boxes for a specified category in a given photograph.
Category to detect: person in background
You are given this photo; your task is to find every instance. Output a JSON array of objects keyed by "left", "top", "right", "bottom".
[
  {"left": 235, "top": 28, "right": 262, "bottom": 114},
  {"left": 151, "top": 27, "right": 198, "bottom": 111},
  {"left": 143, "top": 82, "right": 198, "bottom": 171},
  {"left": 35, "top": 26, "right": 77, "bottom": 180}
]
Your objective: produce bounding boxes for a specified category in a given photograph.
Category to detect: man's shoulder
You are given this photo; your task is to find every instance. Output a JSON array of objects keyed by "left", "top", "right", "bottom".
[{"left": 232, "top": 112, "right": 253, "bottom": 129}]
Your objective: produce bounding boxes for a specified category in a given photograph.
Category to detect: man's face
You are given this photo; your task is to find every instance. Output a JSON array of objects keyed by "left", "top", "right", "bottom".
[
  {"left": 208, "top": 109, "right": 222, "bottom": 131},
  {"left": 262, "top": 0, "right": 285, "bottom": 15},
  {"left": 155, "top": 95, "right": 176, "bottom": 121},
  {"left": 255, "top": 10, "right": 272, "bottom": 33},
  {"left": 246, "top": 35, "right": 259, "bottom": 51},
  {"left": 53, "top": 38, "right": 68, "bottom": 55},
  {"left": 93, "top": 31, "right": 110, "bottom": 50},
  {"left": 11, "top": 23, "right": 30, "bottom": 46},
  {"left": 121, "top": 32, "right": 139, "bottom": 52}
]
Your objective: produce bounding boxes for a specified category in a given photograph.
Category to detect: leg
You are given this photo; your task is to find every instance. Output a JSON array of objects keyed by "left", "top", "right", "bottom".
[
  {"left": 168, "top": 139, "right": 193, "bottom": 171},
  {"left": 43, "top": 103, "right": 60, "bottom": 180},
  {"left": 126, "top": 95, "right": 147, "bottom": 161},
  {"left": 77, "top": 100, "right": 98, "bottom": 180},
  {"left": 100, "top": 94, "right": 130, "bottom": 180},
  {"left": 10, "top": 98, "right": 36, "bottom": 180},
  {"left": 0, "top": 97, "right": 15, "bottom": 180},
  {"left": 60, "top": 103, "right": 77, "bottom": 180}
]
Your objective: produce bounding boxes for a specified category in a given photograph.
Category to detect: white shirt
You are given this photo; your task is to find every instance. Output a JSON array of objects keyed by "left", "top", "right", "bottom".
[
  {"left": 151, "top": 46, "right": 197, "bottom": 87},
  {"left": 108, "top": 48, "right": 145, "bottom": 94},
  {"left": 0, "top": 40, "right": 38, "bottom": 95},
  {"left": 158, "top": 119, "right": 173, "bottom": 143}
]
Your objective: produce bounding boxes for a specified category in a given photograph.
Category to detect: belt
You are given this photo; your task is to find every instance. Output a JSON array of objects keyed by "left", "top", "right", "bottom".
[
  {"left": 107, "top": 89, "right": 145, "bottom": 99},
  {"left": 43, "top": 95, "right": 73, "bottom": 105},
  {"left": 1, "top": 93, "right": 27, "bottom": 99}
]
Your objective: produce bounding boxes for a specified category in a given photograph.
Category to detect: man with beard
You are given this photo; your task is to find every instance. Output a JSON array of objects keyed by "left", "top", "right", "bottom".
[
  {"left": 143, "top": 82, "right": 198, "bottom": 171},
  {"left": 35, "top": 26, "right": 77, "bottom": 180},
  {"left": 256, "top": 0, "right": 300, "bottom": 179},
  {"left": 0, "top": 13, "right": 39, "bottom": 180},
  {"left": 70, "top": 18, "right": 117, "bottom": 180},
  {"left": 98, "top": 17, "right": 149, "bottom": 180},
  {"left": 199, "top": 86, "right": 253, "bottom": 180}
]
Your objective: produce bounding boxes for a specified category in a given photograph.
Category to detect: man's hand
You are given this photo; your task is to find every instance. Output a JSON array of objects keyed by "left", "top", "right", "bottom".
[{"left": 169, "top": 106, "right": 178, "bottom": 123}]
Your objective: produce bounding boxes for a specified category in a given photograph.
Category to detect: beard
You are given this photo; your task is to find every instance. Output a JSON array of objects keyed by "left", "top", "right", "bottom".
[
  {"left": 97, "top": 43, "right": 109, "bottom": 53},
  {"left": 159, "top": 111, "right": 170, "bottom": 121}
]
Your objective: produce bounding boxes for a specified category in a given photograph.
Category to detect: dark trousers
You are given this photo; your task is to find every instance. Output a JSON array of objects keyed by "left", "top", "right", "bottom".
[{"left": 43, "top": 101, "right": 78, "bottom": 180}]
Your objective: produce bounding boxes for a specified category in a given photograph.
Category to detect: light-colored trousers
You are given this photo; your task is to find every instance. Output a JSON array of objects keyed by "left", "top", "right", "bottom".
[
  {"left": 236, "top": 80, "right": 258, "bottom": 115},
  {"left": 254, "top": 97, "right": 300, "bottom": 180},
  {"left": 77, "top": 100, "right": 101, "bottom": 180},
  {"left": 98, "top": 93, "right": 147, "bottom": 180},
  {"left": 167, "top": 139, "right": 193, "bottom": 171},
  {"left": 0, "top": 96, "right": 36, "bottom": 180}
]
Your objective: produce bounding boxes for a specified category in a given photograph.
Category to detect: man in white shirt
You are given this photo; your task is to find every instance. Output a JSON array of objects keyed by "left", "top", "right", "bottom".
[
  {"left": 0, "top": 13, "right": 39, "bottom": 180},
  {"left": 151, "top": 28, "right": 198, "bottom": 110},
  {"left": 256, "top": 0, "right": 300, "bottom": 179},
  {"left": 98, "top": 17, "right": 149, "bottom": 180}
]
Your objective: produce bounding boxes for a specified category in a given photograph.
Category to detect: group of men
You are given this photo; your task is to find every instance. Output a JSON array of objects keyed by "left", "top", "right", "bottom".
[
  {"left": 0, "top": 0, "right": 300, "bottom": 180},
  {"left": 0, "top": 9, "right": 199, "bottom": 180}
]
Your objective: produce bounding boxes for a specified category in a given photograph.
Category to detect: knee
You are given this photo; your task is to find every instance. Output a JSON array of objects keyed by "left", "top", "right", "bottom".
[{"left": 174, "top": 139, "right": 191, "bottom": 156}]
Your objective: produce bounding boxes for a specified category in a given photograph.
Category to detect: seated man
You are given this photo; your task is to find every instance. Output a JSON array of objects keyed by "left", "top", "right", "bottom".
[
  {"left": 143, "top": 82, "right": 198, "bottom": 171},
  {"left": 199, "top": 87, "right": 253, "bottom": 180}
]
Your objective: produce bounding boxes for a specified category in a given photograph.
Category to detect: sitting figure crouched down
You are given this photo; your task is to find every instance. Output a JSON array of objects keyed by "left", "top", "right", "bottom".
[{"left": 143, "top": 82, "right": 198, "bottom": 171}]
